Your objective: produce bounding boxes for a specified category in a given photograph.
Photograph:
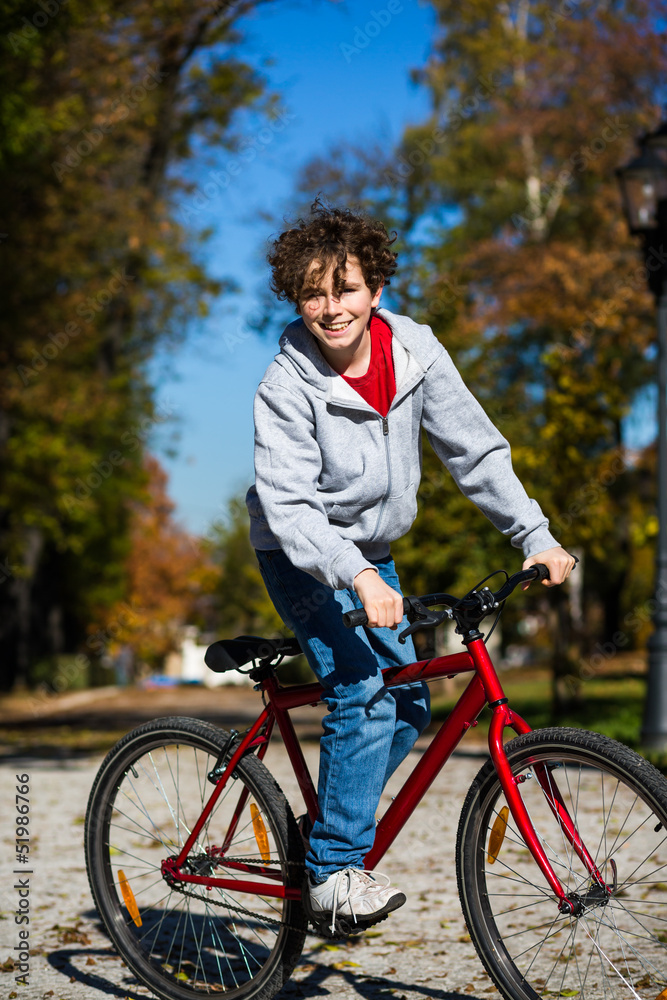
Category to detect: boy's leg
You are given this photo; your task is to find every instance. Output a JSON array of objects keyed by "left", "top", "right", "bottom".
[
  {"left": 256, "top": 549, "right": 417, "bottom": 883},
  {"left": 364, "top": 556, "right": 431, "bottom": 785}
]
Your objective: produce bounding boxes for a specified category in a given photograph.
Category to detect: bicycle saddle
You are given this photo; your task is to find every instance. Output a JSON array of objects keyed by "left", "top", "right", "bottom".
[{"left": 205, "top": 634, "right": 303, "bottom": 672}]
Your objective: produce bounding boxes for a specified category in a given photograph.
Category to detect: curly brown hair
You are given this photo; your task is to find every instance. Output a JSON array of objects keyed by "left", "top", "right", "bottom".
[{"left": 267, "top": 197, "right": 398, "bottom": 310}]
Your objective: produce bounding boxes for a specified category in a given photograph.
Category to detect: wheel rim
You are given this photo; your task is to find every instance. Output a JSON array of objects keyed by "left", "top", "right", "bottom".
[
  {"left": 93, "top": 735, "right": 299, "bottom": 998},
  {"left": 471, "top": 746, "right": 667, "bottom": 1000}
]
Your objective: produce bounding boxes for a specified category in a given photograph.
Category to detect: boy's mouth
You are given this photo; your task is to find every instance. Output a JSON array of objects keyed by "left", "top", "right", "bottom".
[{"left": 320, "top": 320, "right": 352, "bottom": 333}]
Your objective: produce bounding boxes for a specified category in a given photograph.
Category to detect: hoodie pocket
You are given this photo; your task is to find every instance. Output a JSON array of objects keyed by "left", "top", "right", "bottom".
[
  {"left": 326, "top": 497, "right": 375, "bottom": 526},
  {"left": 373, "top": 481, "right": 418, "bottom": 540}
]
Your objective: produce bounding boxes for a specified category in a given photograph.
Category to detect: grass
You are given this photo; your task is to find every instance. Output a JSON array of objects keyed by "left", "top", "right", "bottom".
[
  {"left": 429, "top": 655, "right": 667, "bottom": 768},
  {"left": 3, "top": 652, "right": 667, "bottom": 770}
]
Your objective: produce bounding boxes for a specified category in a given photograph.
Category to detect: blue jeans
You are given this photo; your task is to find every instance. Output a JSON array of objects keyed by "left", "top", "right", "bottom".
[{"left": 256, "top": 549, "right": 430, "bottom": 882}]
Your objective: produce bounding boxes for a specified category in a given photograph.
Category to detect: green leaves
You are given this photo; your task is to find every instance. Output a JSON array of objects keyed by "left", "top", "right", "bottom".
[{"left": 0, "top": 0, "right": 274, "bottom": 687}]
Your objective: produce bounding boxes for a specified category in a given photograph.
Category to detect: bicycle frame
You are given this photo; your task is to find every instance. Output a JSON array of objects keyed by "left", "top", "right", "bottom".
[{"left": 163, "top": 637, "right": 603, "bottom": 909}]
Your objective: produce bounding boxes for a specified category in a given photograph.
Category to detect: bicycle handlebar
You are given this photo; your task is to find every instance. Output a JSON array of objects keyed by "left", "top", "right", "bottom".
[{"left": 342, "top": 563, "right": 551, "bottom": 629}]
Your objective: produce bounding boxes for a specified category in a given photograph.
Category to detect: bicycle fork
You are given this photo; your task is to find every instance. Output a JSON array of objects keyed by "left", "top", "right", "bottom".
[
  {"left": 470, "top": 635, "right": 610, "bottom": 915},
  {"left": 488, "top": 704, "right": 611, "bottom": 915}
]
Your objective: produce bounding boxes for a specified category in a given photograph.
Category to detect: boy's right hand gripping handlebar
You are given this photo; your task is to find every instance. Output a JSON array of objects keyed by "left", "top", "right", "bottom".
[{"left": 341, "top": 563, "right": 552, "bottom": 629}]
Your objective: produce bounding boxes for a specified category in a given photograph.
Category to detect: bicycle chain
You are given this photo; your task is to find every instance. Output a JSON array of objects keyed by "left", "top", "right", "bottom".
[{"left": 163, "top": 855, "right": 307, "bottom": 934}]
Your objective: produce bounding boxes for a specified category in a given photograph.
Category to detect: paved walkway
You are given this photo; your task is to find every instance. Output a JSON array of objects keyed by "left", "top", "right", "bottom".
[{"left": 0, "top": 687, "right": 496, "bottom": 1000}]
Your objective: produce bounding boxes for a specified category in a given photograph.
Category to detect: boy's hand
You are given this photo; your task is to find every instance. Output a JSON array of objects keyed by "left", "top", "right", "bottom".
[
  {"left": 353, "top": 568, "right": 405, "bottom": 628},
  {"left": 521, "top": 547, "right": 578, "bottom": 590}
]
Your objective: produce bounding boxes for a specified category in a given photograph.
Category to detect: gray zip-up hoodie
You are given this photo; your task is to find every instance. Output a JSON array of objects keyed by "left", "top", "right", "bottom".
[{"left": 246, "top": 307, "right": 558, "bottom": 591}]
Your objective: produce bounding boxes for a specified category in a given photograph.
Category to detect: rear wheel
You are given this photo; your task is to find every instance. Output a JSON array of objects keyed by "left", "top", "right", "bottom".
[
  {"left": 457, "top": 728, "right": 667, "bottom": 1000},
  {"left": 85, "top": 717, "right": 307, "bottom": 1000}
]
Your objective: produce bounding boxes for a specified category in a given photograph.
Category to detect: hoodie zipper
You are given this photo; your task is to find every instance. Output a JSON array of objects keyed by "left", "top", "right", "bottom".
[{"left": 371, "top": 416, "right": 391, "bottom": 541}]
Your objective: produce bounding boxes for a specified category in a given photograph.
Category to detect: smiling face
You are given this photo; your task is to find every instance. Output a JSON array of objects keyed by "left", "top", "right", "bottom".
[{"left": 296, "top": 256, "right": 384, "bottom": 371}]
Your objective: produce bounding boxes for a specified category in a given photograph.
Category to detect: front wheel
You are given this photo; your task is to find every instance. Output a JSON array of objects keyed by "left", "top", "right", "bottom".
[
  {"left": 457, "top": 727, "right": 667, "bottom": 1000},
  {"left": 85, "top": 717, "right": 307, "bottom": 1000}
]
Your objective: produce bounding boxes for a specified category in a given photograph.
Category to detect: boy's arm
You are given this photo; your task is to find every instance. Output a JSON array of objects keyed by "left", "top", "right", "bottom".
[
  {"left": 421, "top": 345, "right": 564, "bottom": 564},
  {"left": 253, "top": 382, "right": 378, "bottom": 591}
]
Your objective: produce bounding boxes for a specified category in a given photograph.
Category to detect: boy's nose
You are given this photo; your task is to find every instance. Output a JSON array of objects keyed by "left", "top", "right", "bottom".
[{"left": 323, "top": 294, "right": 342, "bottom": 314}]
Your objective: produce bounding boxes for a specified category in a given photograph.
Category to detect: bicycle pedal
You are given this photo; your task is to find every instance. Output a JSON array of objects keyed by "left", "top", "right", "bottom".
[
  {"left": 307, "top": 915, "right": 366, "bottom": 939},
  {"left": 307, "top": 909, "right": 390, "bottom": 940}
]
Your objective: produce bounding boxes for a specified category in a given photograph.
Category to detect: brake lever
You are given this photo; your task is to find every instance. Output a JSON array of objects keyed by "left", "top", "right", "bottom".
[{"left": 398, "top": 597, "right": 449, "bottom": 645}]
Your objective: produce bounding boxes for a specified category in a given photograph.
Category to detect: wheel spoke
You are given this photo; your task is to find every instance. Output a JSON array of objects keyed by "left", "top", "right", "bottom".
[
  {"left": 458, "top": 731, "right": 667, "bottom": 1000},
  {"left": 85, "top": 721, "right": 306, "bottom": 998}
]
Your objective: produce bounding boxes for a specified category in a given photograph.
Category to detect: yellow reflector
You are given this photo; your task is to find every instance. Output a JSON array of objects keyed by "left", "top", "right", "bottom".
[
  {"left": 655, "top": 989, "right": 667, "bottom": 1000},
  {"left": 487, "top": 806, "right": 509, "bottom": 864},
  {"left": 118, "top": 869, "right": 143, "bottom": 927},
  {"left": 250, "top": 803, "right": 270, "bottom": 861}
]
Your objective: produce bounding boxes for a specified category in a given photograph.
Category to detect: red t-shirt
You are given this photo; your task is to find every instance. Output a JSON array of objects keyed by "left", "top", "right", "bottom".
[{"left": 340, "top": 315, "right": 396, "bottom": 418}]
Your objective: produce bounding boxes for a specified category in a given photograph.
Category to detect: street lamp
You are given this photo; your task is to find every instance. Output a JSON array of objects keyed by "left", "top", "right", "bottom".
[{"left": 617, "top": 121, "right": 667, "bottom": 750}]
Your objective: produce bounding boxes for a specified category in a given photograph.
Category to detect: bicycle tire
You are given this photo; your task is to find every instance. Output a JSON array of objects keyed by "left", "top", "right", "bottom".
[
  {"left": 85, "top": 716, "right": 307, "bottom": 1000},
  {"left": 456, "top": 727, "right": 667, "bottom": 1000}
]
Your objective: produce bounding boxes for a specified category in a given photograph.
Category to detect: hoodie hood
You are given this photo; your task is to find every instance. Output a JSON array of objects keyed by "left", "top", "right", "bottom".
[{"left": 271, "top": 308, "right": 429, "bottom": 407}]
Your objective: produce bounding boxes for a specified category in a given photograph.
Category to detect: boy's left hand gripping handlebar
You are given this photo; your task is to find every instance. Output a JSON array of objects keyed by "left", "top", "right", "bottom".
[
  {"left": 341, "top": 563, "right": 553, "bottom": 628},
  {"left": 342, "top": 601, "right": 410, "bottom": 629}
]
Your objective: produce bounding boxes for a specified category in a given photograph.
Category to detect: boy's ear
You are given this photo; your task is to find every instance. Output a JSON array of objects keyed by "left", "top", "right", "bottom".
[{"left": 371, "top": 281, "right": 384, "bottom": 308}]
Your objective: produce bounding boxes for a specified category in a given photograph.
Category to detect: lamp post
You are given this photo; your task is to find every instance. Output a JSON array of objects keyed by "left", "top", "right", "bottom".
[{"left": 617, "top": 121, "right": 667, "bottom": 750}]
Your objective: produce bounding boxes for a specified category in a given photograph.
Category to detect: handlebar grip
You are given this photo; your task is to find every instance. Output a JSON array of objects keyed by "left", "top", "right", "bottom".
[
  {"left": 343, "top": 597, "right": 412, "bottom": 629},
  {"left": 532, "top": 563, "right": 550, "bottom": 582},
  {"left": 342, "top": 608, "right": 369, "bottom": 628}
]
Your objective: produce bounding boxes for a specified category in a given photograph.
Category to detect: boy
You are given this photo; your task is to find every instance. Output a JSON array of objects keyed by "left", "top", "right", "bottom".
[{"left": 245, "top": 199, "right": 575, "bottom": 935}]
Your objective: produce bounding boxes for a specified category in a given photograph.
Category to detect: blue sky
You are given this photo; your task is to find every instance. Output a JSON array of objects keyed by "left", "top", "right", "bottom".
[
  {"left": 151, "top": 0, "right": 438, "bottom": 534},
  {"left": 150, "top": 0, "right": 656, "bottom": 536}
]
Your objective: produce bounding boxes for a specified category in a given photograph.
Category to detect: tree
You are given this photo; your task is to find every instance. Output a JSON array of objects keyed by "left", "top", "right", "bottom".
[
  {"left": 0, "top": 0, "right": 281, "bottom": 688},
  {"left": 205, "top": 496, "right": 285, "bottom": 638},
  {"left": 254, "top": 0, "right": 667, "bottom": 709},
  {"left": 94, "top": 455, "right": 218, "bottom": 674}
]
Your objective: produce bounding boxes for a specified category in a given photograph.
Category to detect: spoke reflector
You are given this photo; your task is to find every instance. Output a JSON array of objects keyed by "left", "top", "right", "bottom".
[
  {"left": 118, "top": 869, "right": 142, "bottom": 927},
  {"left": 487, "top": 806, "right": 509, "bottom": 864},
  {"left": 655, "top": 990, "right": 667, "bottom": 1000},
  {"left": 250, "top": 803, "right": 270, "bottom": 861}
]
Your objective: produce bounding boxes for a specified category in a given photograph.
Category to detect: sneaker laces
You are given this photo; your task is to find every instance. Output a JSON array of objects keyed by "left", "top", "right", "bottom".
[{"left": 326, "top": 867, "right": 391, "bottom": 935}]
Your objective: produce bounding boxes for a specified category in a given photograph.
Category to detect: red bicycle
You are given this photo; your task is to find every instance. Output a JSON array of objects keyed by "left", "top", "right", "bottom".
[{"left": 85, "top": 564, "right": 667, "bottom": 1000}]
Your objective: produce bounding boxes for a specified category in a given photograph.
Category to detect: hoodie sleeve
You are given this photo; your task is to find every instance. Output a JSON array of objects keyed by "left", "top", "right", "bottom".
[
  {"left": 421, "top": 343, "right": 559, "bottom": 558},
  {"left": 252, "top": 381, "right": 378, "bottom": 590}
]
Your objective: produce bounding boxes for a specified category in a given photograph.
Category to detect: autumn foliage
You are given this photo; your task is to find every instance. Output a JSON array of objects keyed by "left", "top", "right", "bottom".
[{"left": 96, "top": 457, "right": 218, "bottom": 673}]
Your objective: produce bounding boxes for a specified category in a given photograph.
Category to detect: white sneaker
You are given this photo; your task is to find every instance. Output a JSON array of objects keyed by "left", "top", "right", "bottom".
[{"left": 304, "top": 867, "right": 406, "bottom": 936}]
